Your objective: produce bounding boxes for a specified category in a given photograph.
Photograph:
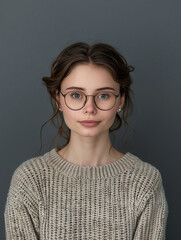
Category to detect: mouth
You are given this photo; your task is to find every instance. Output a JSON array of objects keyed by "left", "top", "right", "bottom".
[
  {"left": 79, "top": 121, "right": 101, "bottom": 127},
  {"left": 79, "top": 120, "right": 100, "bottom": 123}
]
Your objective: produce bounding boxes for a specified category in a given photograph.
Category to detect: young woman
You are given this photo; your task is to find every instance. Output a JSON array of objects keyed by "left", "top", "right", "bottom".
[{"left": 5, "top": 42, "right": 168, "bottom": 239}]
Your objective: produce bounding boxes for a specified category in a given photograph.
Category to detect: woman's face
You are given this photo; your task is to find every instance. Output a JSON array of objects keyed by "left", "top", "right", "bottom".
[{"left": 56, "top": 63, "right": 125, "bottom": 138}]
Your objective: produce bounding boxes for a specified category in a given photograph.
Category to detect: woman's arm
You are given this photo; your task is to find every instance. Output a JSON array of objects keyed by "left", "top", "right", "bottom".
[
  {"left": 4, "top": 164, "right": 40, "bottom": 239},
  {"left": 133, "top": 173, "right": 169, "bottom": 240}
]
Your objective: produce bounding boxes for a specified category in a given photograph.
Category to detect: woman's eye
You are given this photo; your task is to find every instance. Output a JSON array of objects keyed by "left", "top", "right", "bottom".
[
  {"left": 98, "top": 93, "right": 109, "bottom": 99},
  {"left": 71, "top": 92, "right": 81, "bottom": 99}
]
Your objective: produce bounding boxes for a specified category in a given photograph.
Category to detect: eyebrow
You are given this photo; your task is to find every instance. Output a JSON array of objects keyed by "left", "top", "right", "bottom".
[{"left": 65, "top": 87, "right": 116, "bottom": 91}]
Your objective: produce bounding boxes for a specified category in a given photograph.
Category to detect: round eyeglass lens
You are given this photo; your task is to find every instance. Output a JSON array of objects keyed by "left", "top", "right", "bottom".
[{"left": 65, "top": 91, "right": 116, "bottom": 110}]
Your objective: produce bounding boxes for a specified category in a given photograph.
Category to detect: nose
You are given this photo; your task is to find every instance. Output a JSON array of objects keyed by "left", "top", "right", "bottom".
[{"left": 83, "top": 95, "right": 97, "bottom": 112}]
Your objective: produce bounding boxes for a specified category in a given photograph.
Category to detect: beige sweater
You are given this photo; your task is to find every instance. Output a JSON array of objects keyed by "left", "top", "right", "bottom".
[{"left": 4, "top": 148, "right": 168, "bottom": 239}]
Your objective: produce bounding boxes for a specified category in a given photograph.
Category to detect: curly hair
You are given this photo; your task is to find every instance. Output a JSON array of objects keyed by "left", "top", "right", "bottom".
[{"left": 38, "top": 42, "right": 134, "bottom": 154}]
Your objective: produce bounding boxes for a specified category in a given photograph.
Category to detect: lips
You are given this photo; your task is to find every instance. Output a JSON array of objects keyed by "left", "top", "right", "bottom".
[
  {"left": 79, "top": 121, "right": 101, "bottom": 127},
  {"left": 79, "top": 120, "right": 100, "bottom": 123}
]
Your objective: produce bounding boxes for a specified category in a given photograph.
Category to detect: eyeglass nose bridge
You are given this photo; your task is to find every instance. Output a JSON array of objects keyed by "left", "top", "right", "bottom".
[{"left": 83, "top": 94, "right": 98, "bottom": 108}]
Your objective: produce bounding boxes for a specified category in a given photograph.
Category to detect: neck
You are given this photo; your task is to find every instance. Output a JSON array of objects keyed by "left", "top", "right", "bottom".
[{"left": 58, "top": 131, "right": 120, "bottom": 167}]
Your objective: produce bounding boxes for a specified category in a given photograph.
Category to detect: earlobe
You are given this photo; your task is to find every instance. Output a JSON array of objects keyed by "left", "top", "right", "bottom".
[
  {"left": 55, "top": 90, "right": 61, "bottom": 111},
  {"left": 55, "top": 100, "right": 62, "bottom": 111},
  {"left": 55, "top": 101, "right": 59, "bottom": 109},
  {"left": 55, "top": 97, "right": 59, "bottom": 108},
  {"left": 119, "top": 93, "right": 125, "bottom": 108}
]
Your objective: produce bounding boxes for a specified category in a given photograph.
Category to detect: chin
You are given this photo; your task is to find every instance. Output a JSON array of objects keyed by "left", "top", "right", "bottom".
[{"left": 72, "top": 128, "right": 102, "bottom": 138}]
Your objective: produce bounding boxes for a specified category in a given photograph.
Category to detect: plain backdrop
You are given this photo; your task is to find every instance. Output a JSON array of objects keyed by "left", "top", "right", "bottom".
[{"left": 1, "top": 0, "right": 181, "bottom": 239}]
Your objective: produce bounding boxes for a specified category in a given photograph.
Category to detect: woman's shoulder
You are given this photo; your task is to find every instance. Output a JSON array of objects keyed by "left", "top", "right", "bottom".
[
  {"left": 127, "top": 151, "right": 161, "bottom": 174},
  {"left": 9, "top": 150, "right": 51, "bottom": 187},
  {"left": 128, "top": 152, "right": 164, "bottom": 193}
]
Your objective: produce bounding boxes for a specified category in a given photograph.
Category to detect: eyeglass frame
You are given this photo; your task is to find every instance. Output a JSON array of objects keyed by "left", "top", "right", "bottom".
[{"left": 59, "top": 90, "right": 121, "bottom": 111}]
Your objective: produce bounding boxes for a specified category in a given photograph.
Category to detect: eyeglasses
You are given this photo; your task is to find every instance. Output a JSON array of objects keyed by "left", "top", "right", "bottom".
[{"left": 59, "top": 90, "right": 121, "bottom": 111}]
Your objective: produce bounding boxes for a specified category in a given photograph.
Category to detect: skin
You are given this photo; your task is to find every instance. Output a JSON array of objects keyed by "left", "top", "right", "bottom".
[{"left": 55, "top": 63, "right": 125, "bottom": 167}]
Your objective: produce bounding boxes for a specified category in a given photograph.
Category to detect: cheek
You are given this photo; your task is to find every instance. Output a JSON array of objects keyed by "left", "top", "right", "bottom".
[
  {"left": 106, "top": 111, "right": 117, "bottom": 126},
  {"left": 61, "top": 110, "right": 79, "bottom": 128},
  {"left": 98, "top": 110, "right": 117, "bottom": 129}
]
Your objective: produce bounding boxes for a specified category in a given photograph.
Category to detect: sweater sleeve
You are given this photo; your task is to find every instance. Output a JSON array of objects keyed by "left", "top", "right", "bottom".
[
  {"left": 4, "top": 162, "right": 40, "bottom": 240},
  {"left": 133, "top": 170, "right": 169, "bottom": 240}
]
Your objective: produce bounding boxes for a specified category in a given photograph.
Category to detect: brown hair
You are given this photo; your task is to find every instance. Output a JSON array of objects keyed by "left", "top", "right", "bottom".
[{"left": 38, "top": 42, "right": 134, "bottom": 155}]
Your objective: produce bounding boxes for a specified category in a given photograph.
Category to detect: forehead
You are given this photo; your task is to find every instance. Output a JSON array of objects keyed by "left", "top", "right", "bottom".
[{"left": 61, "top": 64, "right": 120, "bottom": 91}]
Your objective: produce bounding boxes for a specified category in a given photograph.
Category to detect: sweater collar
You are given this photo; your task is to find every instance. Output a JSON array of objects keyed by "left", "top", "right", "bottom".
[{"left": 44, "top": 148, "right": 138, "bottom": 179}]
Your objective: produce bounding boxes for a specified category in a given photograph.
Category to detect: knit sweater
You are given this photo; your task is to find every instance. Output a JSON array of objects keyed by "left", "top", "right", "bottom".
[{"left": 4, "top": 148, "right": 168, "bottom": 240}]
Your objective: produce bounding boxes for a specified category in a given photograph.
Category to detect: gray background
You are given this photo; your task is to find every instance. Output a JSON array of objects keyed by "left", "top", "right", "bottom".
[{"left": 1, "top": 0, "right": 180, "bottom": 239}]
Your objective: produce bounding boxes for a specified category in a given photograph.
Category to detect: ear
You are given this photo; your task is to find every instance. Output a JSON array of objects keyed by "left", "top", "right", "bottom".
[
  {"left": 118, "top": 93, "right": 125, "bottom": 109},
  {"left": 55, "top": 90, "right": 62, "bottom": 111}
]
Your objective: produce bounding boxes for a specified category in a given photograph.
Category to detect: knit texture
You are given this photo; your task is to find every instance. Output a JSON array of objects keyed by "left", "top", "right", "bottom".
[{"left": 4, "top": 148, "right": 169, "bottom": 239}]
